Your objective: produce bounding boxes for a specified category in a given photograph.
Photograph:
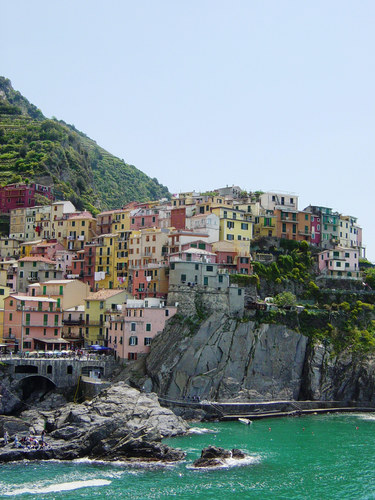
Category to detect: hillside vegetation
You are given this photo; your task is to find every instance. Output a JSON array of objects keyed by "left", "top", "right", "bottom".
[{"left": 0, "top": 77, "right": 169, "bottom": 212}]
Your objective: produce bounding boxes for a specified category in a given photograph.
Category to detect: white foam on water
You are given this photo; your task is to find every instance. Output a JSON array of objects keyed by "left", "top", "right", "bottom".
[
  {"left": 3, "top": 479, "right": 111, "bottom": 496},
  {"left": 353, "top": 413, "right": 375, "bottom": 422},
  {"left": 188, "top": 427, "right": 217, "bottom": 435},
  {"left": 187, "top": 454, "right": 261, "bottom": 471},
  {"left": 72, "top": 456, "right": 178, "bottom": 469}
]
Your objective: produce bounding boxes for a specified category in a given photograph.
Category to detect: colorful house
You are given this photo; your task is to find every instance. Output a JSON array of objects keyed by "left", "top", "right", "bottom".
[
  {"left": 107, "top": 298, "right": 177, "bottom": 361},
  {"left": 318, "top": 247, "right": 360, "bottom": 279},
  {"left": 84, "top": 289, "right": 130, "bottom": 346},
  {"left": 3, "top": 295, "right": 64, "bottom": 352}
]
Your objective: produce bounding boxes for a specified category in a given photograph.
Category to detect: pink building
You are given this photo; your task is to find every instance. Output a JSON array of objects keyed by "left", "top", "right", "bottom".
[
  {"left": 3, "top": 295, "right": 64, "bottom": 352},
  {"left": 0, "top": 183, "right": 53, "bottom": 214},
  {"left": 107, "top": 298, "right": 177, "bottom": 360},
  {"left": 318, "top": 247, "right": 360, "bottom": 279},
  {"left": 310, "top": 214, "right": 321, "bottom": 246},
  {"left": 129, "top": 207, "right": 159, "bottom": 230}
]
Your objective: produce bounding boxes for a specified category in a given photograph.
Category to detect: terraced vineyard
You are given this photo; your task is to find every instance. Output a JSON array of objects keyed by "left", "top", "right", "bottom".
[{"left": 0, "top": 77, "right": 170, "bottom": 212}]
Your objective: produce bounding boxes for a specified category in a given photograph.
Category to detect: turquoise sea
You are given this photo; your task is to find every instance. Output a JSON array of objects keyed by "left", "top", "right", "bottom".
[{"left": 1, "top": 413, "right": 375, "bottom": 499}]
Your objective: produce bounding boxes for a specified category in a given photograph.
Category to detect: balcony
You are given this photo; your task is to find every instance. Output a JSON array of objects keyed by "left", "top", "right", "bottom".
[{"left": 63, "top": 319, "right": 85, "bottom": 326}]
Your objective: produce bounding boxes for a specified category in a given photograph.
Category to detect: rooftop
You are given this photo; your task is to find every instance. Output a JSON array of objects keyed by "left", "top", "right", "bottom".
[
  {"left": 86, "top": 289, "right": 127, "bottom": 301},
  {"left": 10, "top": 295, "right": 57, "bottom": 303},
  {"left": 19, "top": 257, "right": 55, "bottom": 264}
]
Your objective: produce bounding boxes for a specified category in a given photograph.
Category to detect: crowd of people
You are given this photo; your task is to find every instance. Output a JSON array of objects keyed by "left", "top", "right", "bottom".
[{"left": 2, "top": 430, "right": 49, "bottom": 450}]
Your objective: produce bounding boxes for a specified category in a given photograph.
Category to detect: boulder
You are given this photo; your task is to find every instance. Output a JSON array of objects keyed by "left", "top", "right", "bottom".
[{"left": 0, "top": 382, "right": 188, "bottom": 463}]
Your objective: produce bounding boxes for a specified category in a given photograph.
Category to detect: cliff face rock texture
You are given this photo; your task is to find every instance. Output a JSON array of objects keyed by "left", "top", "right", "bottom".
[
  {"left": 0, "top": 382, "right": 188, "bottom": 463},
  {"left": 146, "top": 313, "right": 308, "bottom": 401},
  {"left": 146, "top": 313, "right": 375, "bottom": 404},
  {"left": 301, "top": 343, "right": 375, "bottom": 404}
]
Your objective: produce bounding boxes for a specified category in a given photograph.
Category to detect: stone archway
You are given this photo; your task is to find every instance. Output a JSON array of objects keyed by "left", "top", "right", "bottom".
[{"left": 16, "top": 375, "right": 56, "bottom": 403}]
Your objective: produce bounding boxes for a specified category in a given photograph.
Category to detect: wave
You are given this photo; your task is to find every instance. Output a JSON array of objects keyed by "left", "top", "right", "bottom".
[
  {"left": 3, "top": 479, "right": 111, "bottom": 496},
  {"left": 353, "top": 414, "right": 375, "bottom": 422},
  {"left": 188, "top": 427, "right": 217, "bottom": 435},
  {"left": 72, "top": 456, "right": 179, "bottom": 468}
]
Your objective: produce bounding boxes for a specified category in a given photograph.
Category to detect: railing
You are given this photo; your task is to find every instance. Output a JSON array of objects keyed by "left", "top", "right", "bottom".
[{"left": 63, "top": 319, "right": 85, "bottom": 326}]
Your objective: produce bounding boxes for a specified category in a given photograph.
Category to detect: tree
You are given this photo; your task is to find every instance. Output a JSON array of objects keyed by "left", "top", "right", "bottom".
[{"left": 274, "top": 291, "right": 297, "bottom": 307}]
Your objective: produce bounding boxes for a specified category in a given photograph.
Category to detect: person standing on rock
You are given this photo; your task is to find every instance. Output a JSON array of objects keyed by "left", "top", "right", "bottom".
[{"left": 3, "top": 430, "right": 9, "bottom": 445}]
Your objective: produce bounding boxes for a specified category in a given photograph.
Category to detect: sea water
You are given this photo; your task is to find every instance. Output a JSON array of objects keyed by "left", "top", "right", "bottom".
[{"left": 1, "top": 413, "right": 375, "bottom": 499}]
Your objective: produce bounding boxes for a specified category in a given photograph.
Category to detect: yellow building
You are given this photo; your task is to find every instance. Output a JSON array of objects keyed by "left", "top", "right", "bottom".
[
  {"left": 94, "top": 233, "right": 119, "bottom": 290},
  {"left": 211, "top": 207, "right": 253, "bottom": 243},
  {"left": 110, "top": 208, "right": 132, "bottom": 234},
  {"left": 20, "top": 239, "right": 43, "bottom": 257},
  {"left": 253, "top": 212, "right": 277, "bottom": 239},
  {"left": 84, "top": 289, "right": 129, "bottom": 346},
  {"left": 0, "top": 285, "right": 11, "bottom": 343},
  {"left": 28, "top": 279, "right": 90, "bottom": 310},
  {"left": 65, "top": 212, "right": 97, "bottom": 252}
]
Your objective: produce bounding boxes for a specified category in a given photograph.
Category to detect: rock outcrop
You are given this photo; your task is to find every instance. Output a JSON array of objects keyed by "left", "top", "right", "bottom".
[
  {"left": 193, "top": 446, "right": 246, "bottom": 467},
  {"left": 0, "top": 382, "right": 188, "bottom": 463},
  {"left": 146, "top": 313, "right": 308, "bottom": 401},
  {"left": 146, "top": 312, "right": 375, "bottom": 406}
]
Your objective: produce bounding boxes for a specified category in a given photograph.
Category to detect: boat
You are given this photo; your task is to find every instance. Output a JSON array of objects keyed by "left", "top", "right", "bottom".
[{"left": 238, "top": 418, "right": 252, "bottom": 425}]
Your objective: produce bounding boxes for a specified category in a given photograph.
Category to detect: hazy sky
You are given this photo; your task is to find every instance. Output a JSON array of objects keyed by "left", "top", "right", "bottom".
[{"left": 2, "top": 1, "right": 374, "bottom": 260}]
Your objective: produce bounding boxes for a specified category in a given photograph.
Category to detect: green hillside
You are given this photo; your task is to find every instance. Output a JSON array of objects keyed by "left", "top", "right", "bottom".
[{"left": 0, "top": 77, "right": 170, "bottom": 212}]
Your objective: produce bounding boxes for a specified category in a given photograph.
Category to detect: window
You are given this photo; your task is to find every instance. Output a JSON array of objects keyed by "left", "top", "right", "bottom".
[
  {"left": 203, "top": 277, "right": 208, "bottom": 286},
  {"left": 181, "top": 274, "right": 186, "bottom": 283},
  {"left": 129, "top": 336, "right": 138, "bottom": 346},
  {"left": 43, "top": 314, "right": 48, "bottom": 326},
  {"left": 54, "top": 315, "right": 59, "bottom": 326},
  {"left": 241, "top": 223, "right": 248, "bottom": 230},
  {"left": 218, "top": 275, "right": 223, "bottom": 283},
  {"left": 144, "top": 337, "right": 152, "bottom": 346},
  {"left": 25, "top": 327, "right": 30, "bottom": 336},
  {"left": 131, "top": 322, "right": 136, "bottom": 332},
  {"left": 227, "top": 234, "right": 234, "bottom": 241},
  {"left": 206, "top": 265, "right": 213, "bottom": 272},
  {"left": 146, "top": 323, "right": 151, "bottom": 332},
  {"left": 9, "top": 313, "right": 12, "bottom": 321},
  {"left": 59, "top": 286, "right": 63, "bottom": 295},
  {"left": 54, "top": 329, "right": 58, "bottom": 336}
]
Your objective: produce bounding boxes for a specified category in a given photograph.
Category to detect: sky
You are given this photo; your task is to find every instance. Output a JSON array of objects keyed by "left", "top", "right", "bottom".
[{"left": 1, "top": 1, "right": 374, "bottom": 260}]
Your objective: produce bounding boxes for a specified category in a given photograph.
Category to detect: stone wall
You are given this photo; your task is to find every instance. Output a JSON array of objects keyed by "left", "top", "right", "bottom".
[
  {"left": 2, "top": 358, "right": 116, "bottom": 389},
  {"left": 167, "top": 284, "right": 244, "bottom": 318}
]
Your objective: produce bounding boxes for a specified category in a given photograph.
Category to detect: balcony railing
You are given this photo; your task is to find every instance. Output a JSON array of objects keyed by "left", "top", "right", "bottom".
[{"left": 63, "top": 319, "right": 85, "bottom": 326}]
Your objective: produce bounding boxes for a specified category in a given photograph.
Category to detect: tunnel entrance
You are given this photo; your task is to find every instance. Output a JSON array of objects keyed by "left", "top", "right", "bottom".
[{"left": 17, "top": 376, "right": 56, "bottom": 404}]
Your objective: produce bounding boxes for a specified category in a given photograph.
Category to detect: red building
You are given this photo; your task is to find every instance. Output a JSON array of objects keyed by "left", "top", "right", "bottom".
[
  {"left": 170, "top": 207, "right": 186, "bottom": 230},
  {"left": 0, "top": 183, "right": 54, "bottom": 214}
]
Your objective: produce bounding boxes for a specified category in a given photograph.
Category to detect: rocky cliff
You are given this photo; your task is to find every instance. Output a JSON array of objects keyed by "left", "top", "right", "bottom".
[
  {"left": 0, "top": 382, "right": 188, "bottom": 463},
  {"left": 145, "top": 313, "right": 375, "bottom": 404}
]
